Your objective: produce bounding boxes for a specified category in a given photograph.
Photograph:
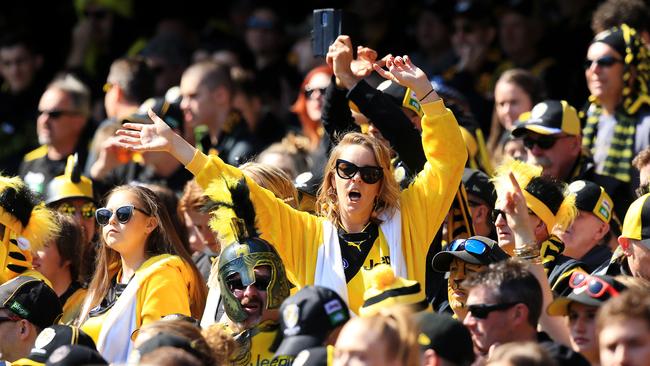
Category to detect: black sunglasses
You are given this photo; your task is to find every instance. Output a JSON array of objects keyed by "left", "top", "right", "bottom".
[
  {"left": 56, "top": 202, "right": 96, "bottom": 219},
  {"left": 39, "top": 110, "right": 80, "bottom": 119},
  {"left": 522, "top": 135, "right": 571, "bottom": 150},
  {"left": 583, "top": 55, "right": 623, "bottom": 70},
  {"left": 491, "top": 209, "right": 507, "bottom": 224},
  {"left": 95, "top": 205, "right": 150, "bottom": 226},
  {"left": 335, "top": 159, "right": 383, "bottom": 184},
  {"left": 226, "top": 275, "right": 272, "bottom": 292},
  {"left": 467, "top": 302, "right": 520, "bottom": 319},
  {"left": 304, "top": 87, "right": 327, "bottom": 99}
]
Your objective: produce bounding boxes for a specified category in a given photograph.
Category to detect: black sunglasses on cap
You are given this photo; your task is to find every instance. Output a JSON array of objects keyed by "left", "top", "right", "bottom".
[
  {"left": 583, "top": 55, "right": 623, "bottom": 70},
  {"left": 467, "top": 302, "right": 520, "bottom": 319},
  {"left": 95, "top": 205, "right": 151, "bottom": 226},
  {"left": 335, "top": 159, "right": 384, "bottom": 184}
]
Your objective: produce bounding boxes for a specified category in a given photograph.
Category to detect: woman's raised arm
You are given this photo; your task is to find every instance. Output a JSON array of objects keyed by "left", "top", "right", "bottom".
[{"left": 116, "top": 109, "right": 197, "bottom": 166}]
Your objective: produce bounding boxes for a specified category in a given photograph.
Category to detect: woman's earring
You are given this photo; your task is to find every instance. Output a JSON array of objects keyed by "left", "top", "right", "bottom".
[
  {"left": 328, "top": 187, "right": 337, "bottom": 199},
  {"left": 372, "top": 196, "right": 380, "bottom": 211}
]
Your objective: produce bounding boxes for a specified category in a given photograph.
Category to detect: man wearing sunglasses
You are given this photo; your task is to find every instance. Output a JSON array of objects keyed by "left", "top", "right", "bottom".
[
  {"left": 0, "top": 276, "right": 62, "bottom": 363},
  {"left": 492, "top": 160, "right": 586, "bottom": 295},
  {"left": 512, "top": 100, "right": 632, "bottom": 220},
  {"left": 431, "top": 236, "right": 508, "bottom": 319},
  {"left": 462, "top": 259, "right": 589, "bottom": 366},
  {"left": 19, "top": 74, "right": 93, "bottom": 197},
  {"left": 207, "top": 232, "right": 292, "bottom": 365}
]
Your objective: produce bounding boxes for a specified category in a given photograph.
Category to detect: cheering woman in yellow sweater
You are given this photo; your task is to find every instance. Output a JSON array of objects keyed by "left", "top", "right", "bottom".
[
  {"left": 115, "top": 55, "right": 467, "bottom": 314},
  {"left": 76, "top": 185, "right": 207, "bottom": 363}
]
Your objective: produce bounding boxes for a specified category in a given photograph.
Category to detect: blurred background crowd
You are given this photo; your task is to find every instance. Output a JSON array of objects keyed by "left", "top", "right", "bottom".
[{"left": 1, "top": 0, "right": 650, "bottom": 365}]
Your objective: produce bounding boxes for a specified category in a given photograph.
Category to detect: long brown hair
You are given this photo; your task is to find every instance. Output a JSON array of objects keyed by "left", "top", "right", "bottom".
[
  {"left": 487, "top": 69, "right": 545, "bottom": 161},
  {"left": 316, "top": 132, "right": 400, "bottom": 228},
  {"left": 78, "top": 185, "right": 207, "bottom": 323}
]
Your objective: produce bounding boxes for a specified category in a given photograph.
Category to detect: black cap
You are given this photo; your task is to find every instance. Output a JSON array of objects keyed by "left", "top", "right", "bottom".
[
  {"left": 462, "top": 168, "right": 496, "bottom": 208},
  {"left": 45, "top": 345, "right": 107, "bottom": 366},
  {"left": 24, "top": 325, "right": 96, "bottom": 364},
  {"left": 274, "top": 286, "right": 350, "bottom": 358},
  {"left": 568, "top": 180, "right": 614, "bottom": 224},
  {"left": 512, "top": 100, "right": 581, "bottom": 138},
  {"left": 0, "top": 276, "right": 62, "bottom": 329},
  {"left": 416, "top": 313, "right": 475, "bottom": 366},
  {"left": 547, "top": 275, "right": 627, "bottom": 316},
  {"left": 432, "top": 236, "right": 509, "bottom": 272}
]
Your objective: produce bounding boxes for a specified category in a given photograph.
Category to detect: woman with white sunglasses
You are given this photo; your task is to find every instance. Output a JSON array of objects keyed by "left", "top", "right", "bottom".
[
  {"left": 76, "top": 185, "right": 207, "bottom": 363},
  {"left": 115, "top": 55, "right": 467, "bottom": 314}
]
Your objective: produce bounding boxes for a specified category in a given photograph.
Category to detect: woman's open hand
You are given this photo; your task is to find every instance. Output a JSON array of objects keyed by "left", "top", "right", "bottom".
[
  {"left": 373, "top": 55, "right": 436, "bottom": 102},
  {"left": 115, "top": 109, "right": 196, "bottom": 165}
]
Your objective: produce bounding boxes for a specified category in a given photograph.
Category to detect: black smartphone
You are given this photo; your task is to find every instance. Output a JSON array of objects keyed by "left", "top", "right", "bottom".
[{"left": 312, "top": 8, "right": 343, "bottom": 57}]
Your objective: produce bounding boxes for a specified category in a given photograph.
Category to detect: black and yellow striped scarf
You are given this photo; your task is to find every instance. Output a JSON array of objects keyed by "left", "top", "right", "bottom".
[
  {"left": 582, "top": 24, "right": 650, "bottom": 183},
  {"left": 582, "top": 103, "right": 637, "bottom": 182}
]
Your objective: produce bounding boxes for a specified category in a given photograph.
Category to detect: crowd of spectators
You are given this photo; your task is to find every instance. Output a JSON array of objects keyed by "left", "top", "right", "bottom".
[{"left": 1, "top": 0, "right": 650, "bottom": 365}]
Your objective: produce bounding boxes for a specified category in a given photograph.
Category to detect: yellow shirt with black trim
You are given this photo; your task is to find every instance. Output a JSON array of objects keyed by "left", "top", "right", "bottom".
[
  {"left": 81, "top": 255, "right": 193, "bottom": 343},
  {"left": 186, "top": 99, "right": 467, "bottom": 314}
]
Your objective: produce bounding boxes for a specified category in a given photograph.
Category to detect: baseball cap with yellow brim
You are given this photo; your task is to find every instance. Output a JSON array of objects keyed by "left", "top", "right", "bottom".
[
  {"left": 621, "top": 193, "right": 650, "bottom": 246},
  {"left": 568, "top": 180, "right": 614, "bottom": 224},
  {"left": 512, "top": 100, "right": 581, "bottom": 137}
]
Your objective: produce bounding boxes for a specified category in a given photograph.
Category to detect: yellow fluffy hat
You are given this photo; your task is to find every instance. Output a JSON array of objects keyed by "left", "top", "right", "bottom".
[
  {"left": 492, "top": 160, "right": 577, "bottom": 234},
  {"left": 359, "top": 264, "right": 428, "bottom": 317}
]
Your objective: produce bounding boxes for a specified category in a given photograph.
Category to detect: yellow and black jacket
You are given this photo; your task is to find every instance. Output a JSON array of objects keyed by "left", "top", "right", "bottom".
[{"left": 187, "top": 100, "right": 467, "bottom": 313}]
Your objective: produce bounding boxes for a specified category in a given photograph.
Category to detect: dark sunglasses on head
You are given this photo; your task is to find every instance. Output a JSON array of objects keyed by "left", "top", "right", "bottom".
[
  {"left": 39, "top": 110, "right": 80, "bottom": 119},
  {"left": 467, "top": 302, "right": 520, "bottom": 319},
  {"left": 304, "top": 87, "right": 327, "bottom": 99},
  {"left": 335, "top": 159, "right": 384, "bottom": 184},
  {"left": 57, "top": 202, "right": 96, "bottom": 219},
  {"left": 569, "top": 272, "right": 620, "bottom": 299},
  {"left": 226, "top": 275, "right": 272, "bottom": 292},
  {"left": 95, "top": 205, "right": 150, "bottom": 226},
  {"left": 522, "top": 135, "right": 572, "bottom": 150},
  {"left": 583, "top": 55, "right": 623, "bottom": 70}
]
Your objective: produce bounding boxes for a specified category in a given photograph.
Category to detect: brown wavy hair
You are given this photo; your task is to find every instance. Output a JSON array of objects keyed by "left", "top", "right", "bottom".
[
  {"left": 77, "top": 185, "right": 207, "bottom": 323},
  {"left": 316, "top": 132, "right": 400, "bottom": 228}
]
